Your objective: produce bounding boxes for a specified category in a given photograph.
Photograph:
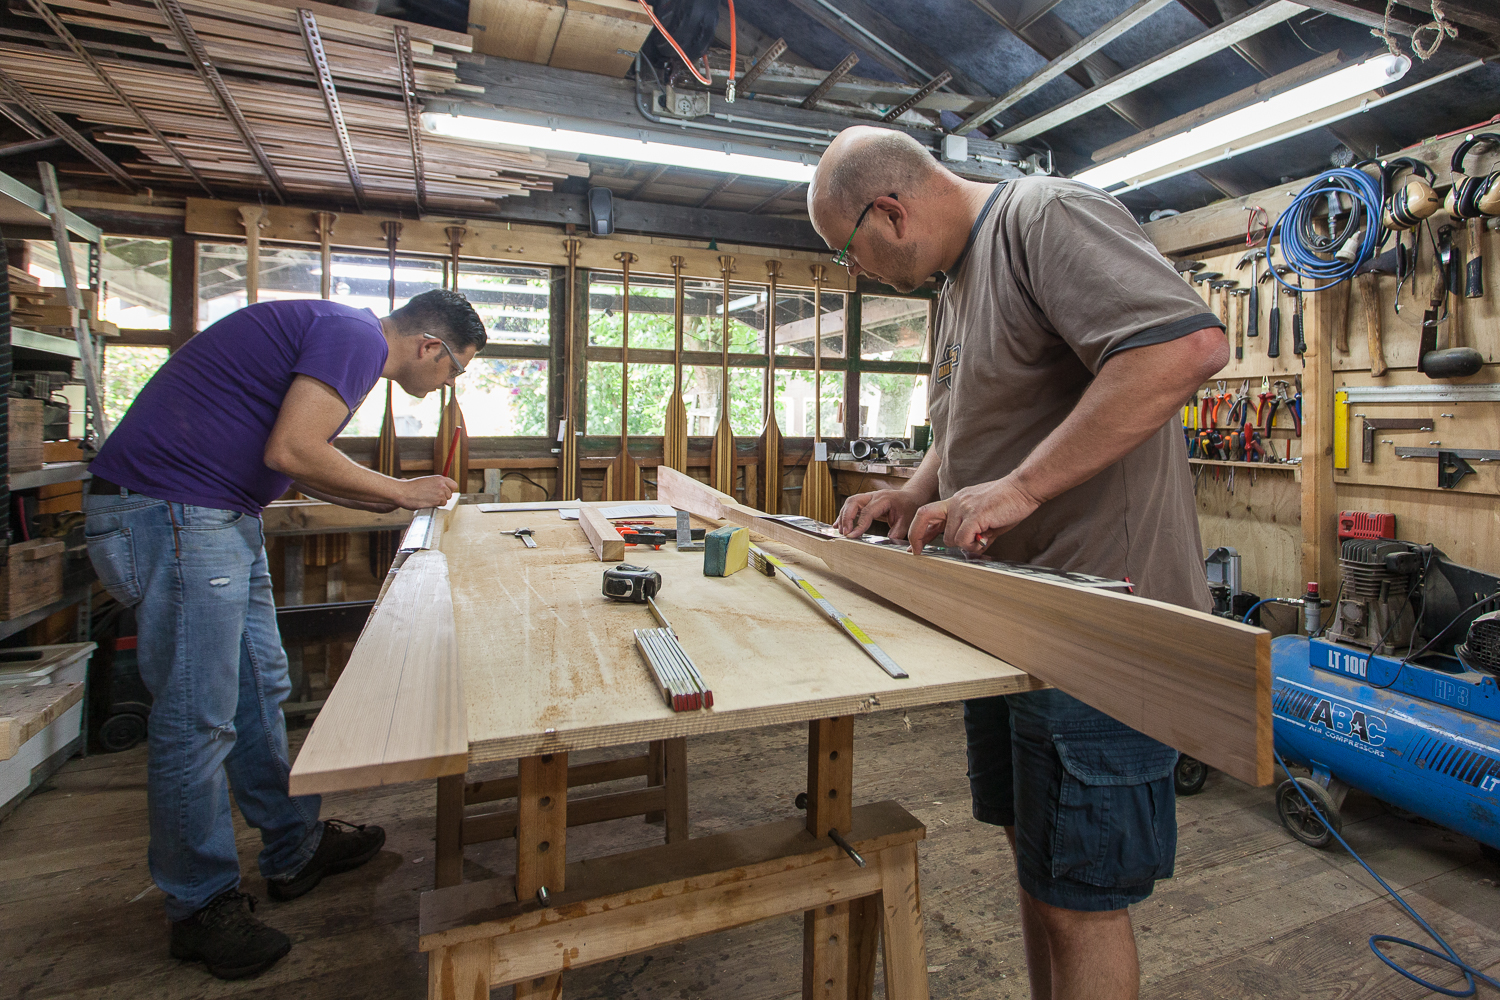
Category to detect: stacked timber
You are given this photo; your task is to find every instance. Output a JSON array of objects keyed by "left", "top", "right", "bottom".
[
  {"left": 8, "top": 276, "right": 118, "bottom": 339},
  {"left": 3, "top": 1, "right": 590, "bottom": 211}
]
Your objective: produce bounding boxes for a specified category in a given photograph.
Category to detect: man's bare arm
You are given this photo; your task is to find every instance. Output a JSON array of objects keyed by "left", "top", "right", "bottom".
[
  {"left": 292, "top": 482, "right": 398, "bottom": 514},
  {"left": 909, "top": 327, "right": 1228, "bottom": 553},
  {"left": 265, "top": 375, "right": 456, "bottom": 511}
]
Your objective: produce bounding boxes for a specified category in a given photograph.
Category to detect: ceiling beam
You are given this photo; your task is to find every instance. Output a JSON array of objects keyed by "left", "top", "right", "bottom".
[
  {"left": 26, "top": 0, "right": 212, "bottom": 195},
  {"left": 955, "top": 0, "right": 1176, "bottom": 134},
  {"left": 1009, "top": 0, "right": 1069, "bottom": 32},
  {"left": 695, "top": 174, "right": 739, "bottom": 208},
  {"left": 962, "top": 0, "right": 1168, "bottom": 131},
  {"left": 485, "top": 192, "right": 826, "bottom": 250},
  {"left": 153, "top": 0, "right": 287, "bottom": 202},
  {"left": 996, "top": 0, "right": 1310, "bottom": 144},
  {"left": 777, "top": 0, "right": 915, "bottom": 82},
  {"left": 629, "top": 163, "right": 670, "bottom": 199},
  {"left": 717, "top": 5, "right": 815, "bottom": 69},
  {"left": 298, "top": 9, "right": 365, "bottom": 211},
  {"left": 749, "top": 180, "right": 805, "bottom": 214},
  {"left": 814, "top": 0, "right": 991, "bottom": 96}
]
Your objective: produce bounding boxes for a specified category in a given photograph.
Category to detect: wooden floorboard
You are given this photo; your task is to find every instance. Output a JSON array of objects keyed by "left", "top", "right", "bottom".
[{"left": 4, "top": 704, "right": 1500, "bottom": 998}]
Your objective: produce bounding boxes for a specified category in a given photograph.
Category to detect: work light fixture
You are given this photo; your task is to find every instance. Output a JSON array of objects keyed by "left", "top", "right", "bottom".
[
  {"left": 421, "top": 112, "right": 820, "bottom": 184},
  {"left": 1075, "top": 53, "right": 1413, "bottom": 192}
]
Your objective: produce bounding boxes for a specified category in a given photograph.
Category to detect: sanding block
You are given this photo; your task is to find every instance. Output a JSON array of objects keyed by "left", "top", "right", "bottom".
[{"left": 703, "top": 525, "right": 749, "bottom": 577}]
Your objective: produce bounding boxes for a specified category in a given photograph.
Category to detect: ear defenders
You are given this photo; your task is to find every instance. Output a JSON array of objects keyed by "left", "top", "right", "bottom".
[
  {"left": 1444, "top": 132, "right": 1500, "bottom": 219},
  {"left": 1381, "top": 157, "right": 1442, "bottom": 231}
]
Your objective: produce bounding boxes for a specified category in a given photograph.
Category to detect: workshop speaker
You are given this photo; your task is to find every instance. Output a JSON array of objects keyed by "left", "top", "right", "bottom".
[{"left": 588, "top": 187, "right": 615, "bottom": 236}]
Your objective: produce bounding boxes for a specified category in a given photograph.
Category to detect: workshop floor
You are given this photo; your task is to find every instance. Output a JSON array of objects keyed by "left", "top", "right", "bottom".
[{"left": 5, "top": 703, "right": 1500, "bottom": 999}]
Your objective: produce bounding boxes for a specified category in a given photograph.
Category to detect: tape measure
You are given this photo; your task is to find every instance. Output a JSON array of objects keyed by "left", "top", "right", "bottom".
[{"left": 602, "top": 563, "right": 662, "bottom": 603}]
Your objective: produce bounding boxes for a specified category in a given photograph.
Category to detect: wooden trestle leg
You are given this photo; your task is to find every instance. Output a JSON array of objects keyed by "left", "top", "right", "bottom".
[{"left": 515, "top": 752, "right": 568, "bottom": 1000}]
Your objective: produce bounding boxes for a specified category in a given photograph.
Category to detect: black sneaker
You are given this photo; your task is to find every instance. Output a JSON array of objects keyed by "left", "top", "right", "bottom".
[
  {"left": 169, "top": 889, "right": 291, "bottom": 980},
  {"left": 266, "top": 819, "right": 386, "bottom": 902}
]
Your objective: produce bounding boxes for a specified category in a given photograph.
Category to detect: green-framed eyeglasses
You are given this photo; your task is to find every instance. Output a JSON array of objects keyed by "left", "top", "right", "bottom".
[{"left": 831, "top": 193, "right": 897, "bottom": 267}]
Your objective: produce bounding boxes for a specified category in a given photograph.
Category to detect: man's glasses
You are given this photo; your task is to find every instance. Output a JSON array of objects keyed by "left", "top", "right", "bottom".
[
  {"left": 832, "top": 193, "right": 897, "bottom": 267},
  {"left": 423, "top": 333, "right": 467, "bottom": 378}
]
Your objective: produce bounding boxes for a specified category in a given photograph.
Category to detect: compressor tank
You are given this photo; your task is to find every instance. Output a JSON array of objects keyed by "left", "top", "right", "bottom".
[{"left": 1272, "top": 633, "right": 1500, "bottom": 851}]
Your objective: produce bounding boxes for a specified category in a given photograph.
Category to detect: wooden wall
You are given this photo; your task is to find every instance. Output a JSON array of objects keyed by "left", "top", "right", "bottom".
[{"left": 1180, "top": 219, "right": 1500, "bottom": 603}]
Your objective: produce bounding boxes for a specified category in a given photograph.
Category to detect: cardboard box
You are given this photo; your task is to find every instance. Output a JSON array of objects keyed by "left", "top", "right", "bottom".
[
  {"left": 7, "top": 399, "right": 44, "bottom": 474},
  {"left": 1, "top": 539, "right": 65, "bottom": 620}
]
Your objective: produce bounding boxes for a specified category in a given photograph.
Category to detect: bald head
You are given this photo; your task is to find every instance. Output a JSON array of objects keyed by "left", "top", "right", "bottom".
[{"left": 809, "top": 126, "right": 944, "bottom": 228}]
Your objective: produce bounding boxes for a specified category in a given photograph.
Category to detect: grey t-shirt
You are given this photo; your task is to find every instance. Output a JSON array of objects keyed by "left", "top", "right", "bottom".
[{"left": 928, "top": 177, "right": 1220, "bottom": 611}]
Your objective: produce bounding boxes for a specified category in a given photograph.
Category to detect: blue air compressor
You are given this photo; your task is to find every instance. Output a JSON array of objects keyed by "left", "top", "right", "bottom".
[{"left": 1271, "top": 539, "right": 1500, "bottom": 854}]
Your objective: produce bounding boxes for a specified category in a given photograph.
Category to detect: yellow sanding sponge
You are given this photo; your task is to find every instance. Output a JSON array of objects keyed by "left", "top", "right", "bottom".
[{"left": 703, "top": 525, "right": 749, "bottom": 577}]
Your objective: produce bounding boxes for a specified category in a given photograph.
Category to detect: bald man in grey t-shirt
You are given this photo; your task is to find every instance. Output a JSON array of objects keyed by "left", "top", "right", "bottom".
[{"left": 809, "top": 126, "right": 1226, "bottom": 1000}]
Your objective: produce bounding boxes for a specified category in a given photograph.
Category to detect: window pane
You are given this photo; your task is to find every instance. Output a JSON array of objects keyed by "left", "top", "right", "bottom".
[
  {"left": 101, "top": 237, "right": 171, "bottom": 330},
  {"left": 860, "top": 295, "right": 928, "bottom": 362},
  {"left": 775, "top": 370, "right": 844, "bottom": 438},
  {"left": 773, "top": 288, "right": 844, "bottom": 359},
  {"left": 860, "top": 373, "right": 927, "bottom": 438},
  {"left": 588, "top": 274, "right": 676, "bottom": 349},
  {"left": 729, "top": 368, "right": 766, "bottom": 435},
  {"left": 681, "top": 364, "right": 718, "bottom": 437},
  {"left": 457, "top": 359, "right": 549, "bottom": 436},
  {"left": 197, "top": 244, "right": 448, "bottom": 329},
  {"left": 103, "top": 345, "right": 168, "bottom": 425},
  {"left": 684, "top": 280, "right": 767, "bottom": 354},
  {"left": 458, "top": 265, "right": 551, "bottom": 347},
  {"left": 586, "top": 362, "right": 621, "bottom": 436},
  {"left": 345, "top": 381, "right": 440, "bottom": 439}
]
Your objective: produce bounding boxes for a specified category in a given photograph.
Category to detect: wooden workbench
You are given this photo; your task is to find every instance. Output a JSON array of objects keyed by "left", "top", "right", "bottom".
[{"left": 291, "top": 499, "right": 1040, "bottom": 998}]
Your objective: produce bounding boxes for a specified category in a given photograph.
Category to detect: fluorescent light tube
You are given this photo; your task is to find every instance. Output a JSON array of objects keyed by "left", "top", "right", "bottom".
[
  {"left": 421, "top": 113, "right": 819, "bottom": 184},
  {"left": 1074, "top": 53, "right": 1411, "bottom": 191}
]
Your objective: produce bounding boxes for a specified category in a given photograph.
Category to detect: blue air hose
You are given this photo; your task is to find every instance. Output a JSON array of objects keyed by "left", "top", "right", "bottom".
[
  {"left": 1275, "top": 750, "right": 1500, "bottom": 996},
  {"left": 1268, "top": 166, "right": 1384, "bottom": 294}
]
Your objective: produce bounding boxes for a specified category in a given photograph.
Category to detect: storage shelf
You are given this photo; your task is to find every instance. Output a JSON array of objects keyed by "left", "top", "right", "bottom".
[
  {"left": 0, "top": 585, "right": 90, "bottom": 642},
  {"left": 10, "top": 462, "right": 90, "bottom": 490},
  {"left": 1189, "top": 458, "right": 1299, "bottom": 470},
  {"left": 10, "top": 327, "right": 81, "bottom": 359}
]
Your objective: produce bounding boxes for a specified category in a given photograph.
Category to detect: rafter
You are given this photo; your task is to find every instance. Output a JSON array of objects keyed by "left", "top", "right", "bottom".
[
  {"left": 0, "top": 68, "right": 136, "bottom": 190},
  {"left": 629, "top": 163, "right": 670, "bottom": 199},
  {"left": 778, "top": 0, "right": 916, "bottom": 82},
  {"left": 696, "top": 174, "right": 740, "bottom": 208},
  {"left": 814, "top": 0, "right": 991, "bottom": 96}
]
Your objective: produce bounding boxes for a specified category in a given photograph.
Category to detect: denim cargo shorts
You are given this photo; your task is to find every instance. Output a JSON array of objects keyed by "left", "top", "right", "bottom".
[{"left": 964, "top": 688, "right": 1179, "bottom": 912}]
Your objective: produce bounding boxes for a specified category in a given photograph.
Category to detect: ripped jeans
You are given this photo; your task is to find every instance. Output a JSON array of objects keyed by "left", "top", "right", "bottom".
[{"left": 84, "top": 490, "right": 322, "bottom": 920}]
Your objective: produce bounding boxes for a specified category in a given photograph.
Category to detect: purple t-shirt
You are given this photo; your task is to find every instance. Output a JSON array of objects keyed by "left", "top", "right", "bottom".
[{"left": 90, "top": 300, "right": 388, "bottom": 516}]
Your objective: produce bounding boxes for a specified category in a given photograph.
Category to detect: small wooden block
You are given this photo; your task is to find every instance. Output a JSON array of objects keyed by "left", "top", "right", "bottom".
[
  {"left": 579, "top": 507, "right": 624, "bottom": 562},
  {"left": 0, "top": 681, "right": 83, "bottom": 761}
]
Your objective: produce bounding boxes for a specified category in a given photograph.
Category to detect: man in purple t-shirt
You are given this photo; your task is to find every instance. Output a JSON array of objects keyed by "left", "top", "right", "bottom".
[{"left": 84, "top": 289, "right": 485, "bottom": 980}]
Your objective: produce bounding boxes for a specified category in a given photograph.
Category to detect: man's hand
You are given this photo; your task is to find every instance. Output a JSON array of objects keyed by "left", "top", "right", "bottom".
[
  {"left": 396, "top": 475, "right": 459, "bottom": 510},
  {"left": 835, "top": 488, "right": 925, "bottom": 539},
  {"left": 908, "top": 475, "right": 1043, "bottom": 555}
]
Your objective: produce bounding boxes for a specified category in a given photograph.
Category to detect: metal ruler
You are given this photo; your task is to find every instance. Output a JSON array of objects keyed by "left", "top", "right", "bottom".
[
  {"left": 1341, "top": 385, "right": 1500, "bottom": 403},
  {"left": 749, "top": 545, "right": 908, "bottom": 680}
]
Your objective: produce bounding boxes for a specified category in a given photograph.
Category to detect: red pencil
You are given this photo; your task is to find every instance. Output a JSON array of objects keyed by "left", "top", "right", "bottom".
[{"left": 441, "top": 422, "right": 461, "bottom": 479}]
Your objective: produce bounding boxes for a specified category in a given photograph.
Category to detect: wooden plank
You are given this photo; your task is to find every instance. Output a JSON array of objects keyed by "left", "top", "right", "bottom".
[
  {"left": 262, "top": 499, "right": 413, "bottom": 536},
  {"left": 1304, "top": 285, "right": 1340, "bottom": 606},
  {"left": 547, "top": 0, "right": 652, "bottom": 77},
  {"left": 468, "top": 0, "right": 565, "bottom": 63},
  {"left": 804, "top": 717, "right": 854, "bottom": 1000},
  {"left": 435, "top": 775, "right": 465, "bottom": 889},
  {"left": 464, "top": 753, "right": 651, "bottom": 804},
  {"left": 875, "top": 840, "right": 930, "bottom": 1000},
  {"left": 513, "top": 751, "right": 566, "bottom": 999},
  {"left": 0, "top": 682, "right": 83, "bottom": 761},
  {"left": 288, "top": 550, "right": 467, "bottom": 795},
  {"left": 662, "top": 736, "right": 688, "bottom": 844},
  {"left": 579, "top": 506, "right": 625, "bottom": 562},
  {"left": 444, "top": 505, "right": 1040, "bottom": 768},
  {"left": 656, "top": 467, "right": 1272, "bottom": 787},
  {"left": 463, "top": 785, "right": 666, "bottom": 844},
  {"left": 420, "top": 799, "right": 924, "bottom": 944}
]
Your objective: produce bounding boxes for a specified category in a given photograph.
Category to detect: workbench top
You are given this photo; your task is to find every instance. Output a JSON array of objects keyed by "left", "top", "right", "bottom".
[{"left": 290, "top": 500, "right": 1039, "bottom": 794}]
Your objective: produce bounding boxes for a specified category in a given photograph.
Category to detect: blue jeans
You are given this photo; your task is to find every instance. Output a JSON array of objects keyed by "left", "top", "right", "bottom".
[
  {"left": 84, "top": 490, "right": 323, "bottom": 920},
  {"left": 964, "top": 689, "right": 1178, "bottom": 912}
]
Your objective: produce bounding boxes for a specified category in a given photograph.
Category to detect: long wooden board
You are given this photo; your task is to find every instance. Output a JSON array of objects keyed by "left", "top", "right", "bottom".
[
  {"left": 289, "top": 550, "right": 466, "bottom": 795},
  {"left": 656, "top": 467, "right": 1272, "bottom": 786}
]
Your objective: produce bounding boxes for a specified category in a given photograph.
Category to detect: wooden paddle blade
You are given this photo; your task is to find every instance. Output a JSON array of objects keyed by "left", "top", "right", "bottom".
[
  {"left": 710, "top": 413, "right": 736, "bottom": 496},
  {"left": 663, "top": 391, "right": 689, "bottom": 473},
  {"left": 603, "top": 452, "right": 642, "bottom": 501},
  {"left": 654, "top": 467, "right": 1271, "bottom": 786},
  {"left": 758, "top": 417, "right": 783, "bottom": 514},
  {"left": 800, "top": 457, "right": 835, "bottom": 524}
]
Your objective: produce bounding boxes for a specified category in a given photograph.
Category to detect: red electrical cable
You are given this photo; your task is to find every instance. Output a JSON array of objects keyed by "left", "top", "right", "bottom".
[{"left": 636, "top": 0, "right": 736, "bottom": 98}]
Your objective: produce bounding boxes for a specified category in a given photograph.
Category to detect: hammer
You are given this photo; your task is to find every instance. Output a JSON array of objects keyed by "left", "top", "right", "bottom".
[
  {"left": 1173, "top": 259, "right": 1206, "bottom": 283},
  {"left": 1261, "top": 266, "right": 1291, "bottom": 359},
  {"left": 1351, "top": 247, "right": 1401, "bottom": 378},
  {"left": 1191, "top": 270, "right": 1222, "bottom": 313},
  {"left": 1236, "top": 249, "right": 1266, "bottom": 338},
  {"left": 1230, "top": 288, "right": 1252, "bottom": 361},
  {"left": 1210, "top": 279, "right": 1238, "bottom": 343}
]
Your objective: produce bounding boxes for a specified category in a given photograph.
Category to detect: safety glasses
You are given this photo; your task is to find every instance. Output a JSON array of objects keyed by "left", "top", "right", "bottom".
[{"left": 831, "top": 193, "right": 897, "bottom": 268}]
